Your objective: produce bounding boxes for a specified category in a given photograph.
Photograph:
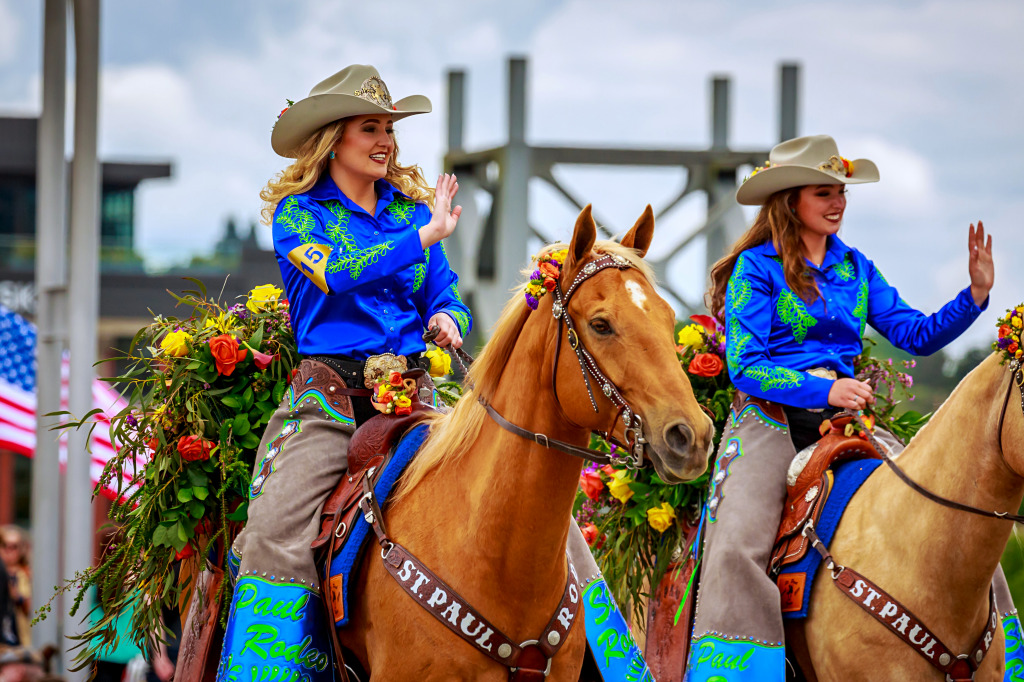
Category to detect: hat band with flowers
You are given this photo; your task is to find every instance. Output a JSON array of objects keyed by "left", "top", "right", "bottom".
[{"left": 735, "top": 134, "right": 880, "bottom": 206}]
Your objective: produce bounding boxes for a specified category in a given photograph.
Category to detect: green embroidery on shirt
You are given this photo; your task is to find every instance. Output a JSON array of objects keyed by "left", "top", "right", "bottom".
[
  {"left": 276, "top": 196, "right": 318, "bottom": 244},
  {"left": 449, "top": 310, "right": 470, "bottom": 336},
  {"left": 412, "top": 248, "right": 429, "bottom": 293},
  {"left": 726, "top": 318, "right": 753, "bottom": 377},
  {"left": 777, "top": 290, "right": 818, "bottom": 344},
  {"left": 853, "top": 278, "right": 869, "bottom": 337},
  {"left": 385, "top": 197, "right": 416, "bottom": 225},
  {"left": 323, "top": 201, "right": 356, "bottom": 250},
  {"left": 728, "top": 254, "right": 752, "bottom": 312},
  {"left": 744, "top": 365, "right": 804, "bottom": 392},
  {"left": 326, "top": 242, "right": 395, "bottom": 280},
  {"left": 831, "top": 252, "right": 856, "bottom": 282}
]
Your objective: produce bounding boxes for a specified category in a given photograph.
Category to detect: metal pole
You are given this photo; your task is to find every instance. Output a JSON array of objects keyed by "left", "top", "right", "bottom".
[
  {"left": 31, "top": 0, "right": 67, "bottom": 657},
  {"left": 446, "top": 70, "right": 465, "bottom": 152},
  {"left": 65, "top": 0, "right": 101, "bottom": 678},
  {"left": 710, "top": 76, "right": 730, "bottom": 151},
  {"left": 779, "top": 63, "right": 799, "bottom": 142},
  {"left": 706, "top": 76, "right": 732, "bottom": 264}
]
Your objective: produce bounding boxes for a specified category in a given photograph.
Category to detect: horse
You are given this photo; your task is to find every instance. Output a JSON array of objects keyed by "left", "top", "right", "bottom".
[
  {"left": 334, "top": 204, "right": 716, "bottom": 680},
  {"left": 795, "top": 353, "right": 1024, "bottom": 680}
]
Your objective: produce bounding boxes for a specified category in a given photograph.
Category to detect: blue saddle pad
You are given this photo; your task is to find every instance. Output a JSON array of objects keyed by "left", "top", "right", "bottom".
[
  {"left": 326, "top": 423, "right": 430, "bottom": 627},
  {"left": 778, "top": 457, "right": 882, "bottom": 620}
]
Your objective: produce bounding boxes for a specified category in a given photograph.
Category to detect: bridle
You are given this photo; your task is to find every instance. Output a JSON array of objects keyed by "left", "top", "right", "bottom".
[
  {"left": 479, "top": 252, "right": 650, "bottom": 469},
  {"left": 856, "top": 358, "right": 1024, "bottom": 524}
]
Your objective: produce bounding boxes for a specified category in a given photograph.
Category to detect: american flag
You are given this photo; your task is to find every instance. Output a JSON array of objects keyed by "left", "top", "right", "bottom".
[{"left": 0, "top": 302, "right": 135, "bottom": 500}]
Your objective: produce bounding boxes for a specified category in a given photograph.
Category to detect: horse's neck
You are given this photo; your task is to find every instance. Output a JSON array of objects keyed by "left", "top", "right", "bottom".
[{"left": 881, "top": 358, "right": 1023, "bottom": 595}]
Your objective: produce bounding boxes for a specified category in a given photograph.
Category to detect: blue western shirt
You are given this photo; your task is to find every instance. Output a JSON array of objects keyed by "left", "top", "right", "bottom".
[
  {"left": 271, "top": 175, "right": 472, "bottom": 358},
  {"left": 724, "top": 236, "right": 985, "bottom": 409}
]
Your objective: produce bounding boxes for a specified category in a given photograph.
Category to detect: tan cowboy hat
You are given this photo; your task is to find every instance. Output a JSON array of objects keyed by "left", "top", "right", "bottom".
[
  {"left": 271, "top": 64, "right": 432, "bottom": 158},
  {"left": 735, "top": 134, "right": 879, "bottom": 206}
]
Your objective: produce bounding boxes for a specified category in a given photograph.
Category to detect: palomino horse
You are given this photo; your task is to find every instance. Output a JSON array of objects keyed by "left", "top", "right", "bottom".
[
  {"left": 336, "top": 205, "right": 715, "bottom": 679},
  {"left": 797, "top": 353, "right": 1024, "bottom": 680}
]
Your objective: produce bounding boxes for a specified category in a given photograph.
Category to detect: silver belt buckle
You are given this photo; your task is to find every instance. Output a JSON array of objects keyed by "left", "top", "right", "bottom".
[{"left": 362, "top": 352, "right": 409, "bottom": 389}]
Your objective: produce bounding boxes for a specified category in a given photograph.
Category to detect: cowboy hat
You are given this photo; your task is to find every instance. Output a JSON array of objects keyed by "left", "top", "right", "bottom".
[
  {"left": 271, "top": 64, "right": 432, "bottom": 158},
  {"left": 735, "top": 134, "right": 879, "bottom": 206}
]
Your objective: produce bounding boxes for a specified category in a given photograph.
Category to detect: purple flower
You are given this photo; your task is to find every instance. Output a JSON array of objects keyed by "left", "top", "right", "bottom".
[
  {"left": 531, "top": 270, "right": 542, "bottom": 281},
  {"left": 126, "top": 414, "right": 138, "bottom": 428},
  {"left": 525, "top": 293, "right": 539, "bottom": 310},
  {"left": 999, "top": 336, "right": 1013, "bottom": 350}
]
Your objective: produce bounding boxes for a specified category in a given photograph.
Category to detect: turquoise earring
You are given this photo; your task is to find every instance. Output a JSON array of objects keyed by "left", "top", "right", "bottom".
[{"left": 328, "top": 151, "right": 336, "bottom": 160}]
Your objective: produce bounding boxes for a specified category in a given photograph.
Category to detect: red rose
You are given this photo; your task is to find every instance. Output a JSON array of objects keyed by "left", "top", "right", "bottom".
[
  {"left": 581, "top": 522, "right": 599, "bottom": 546},
  {"left": 395, "top": 405, "right": 412, "bottom": 416},
  {"left": 209, "top": 334, "right": 247, "bottom": 377},
  {"left": 176, "top": 435, "right": 214, "bottom": 462},
  {"left": 175, "top": 543, "right": 196, "bottom": 561},
  {"left": 579, "top": 471, "right": 605, "bottom": 500},
  {"left": 543, "top": 278, "right": 557, "bottom": 291},
  {"left": 688, "top": 353, "right": 724, "bottom": 378},
  {"left": 1009, "top": 342, "right": 1020, "bottom": 354}
]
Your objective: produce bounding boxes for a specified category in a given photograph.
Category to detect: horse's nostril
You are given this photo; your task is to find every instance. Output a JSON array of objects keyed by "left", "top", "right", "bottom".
[{"left": 665, "top": 423, "right": 693, "bottom": 454}]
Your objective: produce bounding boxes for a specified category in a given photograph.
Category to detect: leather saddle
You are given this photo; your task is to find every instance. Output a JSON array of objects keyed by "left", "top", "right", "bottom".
[
  {"left": 310, "top": 367, "right": 437, "bottom": 558},
  {"left": 768, "top": 406, "right": 882, "bottom": 579}
]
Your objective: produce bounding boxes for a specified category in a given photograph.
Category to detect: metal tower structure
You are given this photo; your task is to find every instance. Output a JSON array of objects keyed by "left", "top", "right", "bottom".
[{"left": 442, "top": 57, "right": 799, "bottom": 340}]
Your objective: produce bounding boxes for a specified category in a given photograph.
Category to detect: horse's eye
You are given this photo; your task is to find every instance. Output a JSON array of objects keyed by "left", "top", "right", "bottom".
[{"left": 590, "top": 319, "right": 613, "bottom": 335}]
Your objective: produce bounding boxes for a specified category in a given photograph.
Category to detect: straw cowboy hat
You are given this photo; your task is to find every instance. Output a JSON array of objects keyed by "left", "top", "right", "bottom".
[
  {"left": 271, "top": 64, "right": 432, "bottom": 157},
  {"left": 735, "top": 134, "right": 879, "bottom": 206}
]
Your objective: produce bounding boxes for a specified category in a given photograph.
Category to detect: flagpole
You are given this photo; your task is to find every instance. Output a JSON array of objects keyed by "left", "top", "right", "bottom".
[
  {"left": 31, "top": 0, "right": 68, "bottom": 660},
  {"left": 65, "top": 0, "right": 101, "bottom": 678}
]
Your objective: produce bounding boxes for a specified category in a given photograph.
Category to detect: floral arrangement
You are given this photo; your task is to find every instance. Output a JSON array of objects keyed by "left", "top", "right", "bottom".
[
  {"left": 278, "top": 98, "right": 295, "bottom": 120},
  {"left": 574, "top": 314, "right": 931, "bottom": 622},
  {"left": 524, "top": 248, "right": 568, "bottom": 310},
  {"left": 819, "top": 155, "right": 854, "bottom": 177},
  {"left": 995, "top": 303, "right": 1024, "bottom": 363},
  {"left": 372, "top": 371, "right": 416, "bottom": 415},
  {"left": 573, "top": 314, "right": 733, "bottom": 620},
  {"left": 52, "top": 281, "right": 300, "bottom": 665}
]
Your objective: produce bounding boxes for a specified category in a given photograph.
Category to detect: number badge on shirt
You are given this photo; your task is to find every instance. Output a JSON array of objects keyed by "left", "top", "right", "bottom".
[{"left": 287, "top": 243, "right": 332, "bottom": 294}]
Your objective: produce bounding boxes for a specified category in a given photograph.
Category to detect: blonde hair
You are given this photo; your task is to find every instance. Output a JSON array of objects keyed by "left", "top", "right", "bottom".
[
  {"left": 706, "top": 187, "right": 821, "bottom": 321},
  {"left": 259, "top": 118, "right": 435, "bottom": 224}
]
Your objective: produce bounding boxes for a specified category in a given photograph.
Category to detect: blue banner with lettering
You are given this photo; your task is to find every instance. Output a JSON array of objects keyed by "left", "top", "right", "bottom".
[
  {"left": 217, "top": 576, "right": 334, "bottom": 682},
  {"left": 686, "top": 634, "right": 784, "bottom": 682},
  {"left": 582, "top": 578, "right": 653, "bottom": 682},
  {"left": 1005, "top": 613, "right": 1024, "bottom": 682}
]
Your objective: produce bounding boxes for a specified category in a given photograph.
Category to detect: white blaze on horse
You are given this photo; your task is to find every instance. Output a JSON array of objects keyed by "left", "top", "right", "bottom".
[{"left": 336, "top": 205, "right": 715, "bottom": 679}]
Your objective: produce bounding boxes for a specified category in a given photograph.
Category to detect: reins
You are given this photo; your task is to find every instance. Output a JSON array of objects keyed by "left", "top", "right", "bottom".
[{"left": 856, "top": 358, "right": 1024, "bottom": 524}]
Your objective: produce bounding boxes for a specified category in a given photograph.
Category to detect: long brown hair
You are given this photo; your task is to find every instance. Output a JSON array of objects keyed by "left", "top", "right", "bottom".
[
  {"left": 706, "top": 187, "right": 820, "bottom": 321},
  {"left": 259, "top": 118, "right": 434, "bottom": 224}
]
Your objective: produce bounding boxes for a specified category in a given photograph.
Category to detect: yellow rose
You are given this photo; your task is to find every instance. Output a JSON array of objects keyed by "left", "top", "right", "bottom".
[
  {"left": 608, "top": 470, "right": 634, "bottom": 504},
  {"left": 1013, "top": 316, "right": 1022, "bottom": 329},
  {"left": 646, "top": 502, "right": 677, "bottom": 533},
  {"left": 676, "top": 324, "right": 705, "bottom": 350},
  {"left": 159, "top": 330, "right": 192, "bottom": 357},
  {"left": 425, "top": 348, "right": 452, "bottom": 377},
  {"left": 246, "top": 284, "right": 284, "bottom": 313},
  {"left": 394, "top": 395, "right": 412, "bottom": 408}
]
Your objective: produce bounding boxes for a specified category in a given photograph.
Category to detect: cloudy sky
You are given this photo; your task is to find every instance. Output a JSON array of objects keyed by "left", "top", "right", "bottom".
[{"left": 1, "top": 0, "right": 1021, "bottom": 353}]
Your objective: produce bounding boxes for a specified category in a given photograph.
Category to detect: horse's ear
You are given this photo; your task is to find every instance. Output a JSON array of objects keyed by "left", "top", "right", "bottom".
[
  {"left": 620, "top": 204, "right": 654, "bottom": 258},
  {"left": 566, "top": 204, "right": 597, "bottom": 275}
]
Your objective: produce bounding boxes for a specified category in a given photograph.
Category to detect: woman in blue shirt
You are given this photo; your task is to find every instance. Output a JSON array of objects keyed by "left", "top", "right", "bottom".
[
  {"left": 686, "top": 135, "right": 996, "bottom": 681},
  {"left": 218, "top": 65, "right": 471, "bottom": 681}
]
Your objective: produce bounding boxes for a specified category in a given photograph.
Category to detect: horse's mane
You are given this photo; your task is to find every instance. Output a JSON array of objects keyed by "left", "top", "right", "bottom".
[{"left": 394, "top": 240, "right": 654, "bottom": 499}]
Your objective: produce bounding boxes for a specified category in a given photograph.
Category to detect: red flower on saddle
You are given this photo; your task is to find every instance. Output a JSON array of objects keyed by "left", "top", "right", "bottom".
[
  {"left": 251, "top": 348, "right": 277, "bottom": 370},
  {"left": 209, "top": 334, "right": 247, "bottom": 377},
  {"left": 176, "top": 434, "right": 214, "bottom": 462},
  {"left": 581, "top": 522, "right": 599, "bottom": 546},
  {"left": 389, "top": 371, "right": 403, "bottom": 386},
  {"left": 689, "top": 353, "right": 724, "bottom": 378},
  {"left": 580, "top": 471, "right": 604, "bottom": 500}
]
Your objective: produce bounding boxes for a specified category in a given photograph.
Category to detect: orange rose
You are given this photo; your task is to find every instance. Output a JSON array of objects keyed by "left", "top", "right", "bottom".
[
  {"left": 389, "top": 371, "right": 403, "bottom": 386},
  {"left": 176, "top": 435, "right": 214, "bottom": 462},
  {"left": 539, "top": 262, "right": 560, "bottom": 279},
  {"left": 999, "top": 325, "right": 1012, "bottom": 339},
  {"left": 208, "top": 334, "right": 247, "bottom": 377},
  {"left": 1010, "top": 342, "right": 1020, "bottom": 354},
  {"left": 579, "top": 471, "right": 604, "bottom": 500},
  {"left": 688, "top": 353, "right": 724, "bottom": 378},
  {"left": 581, "top": 522, "right": 599, "bottom": 546}
]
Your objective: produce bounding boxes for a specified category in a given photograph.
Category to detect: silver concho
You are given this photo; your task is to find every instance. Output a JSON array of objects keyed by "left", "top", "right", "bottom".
[
  {"left": 939, "top": 653, "right": 951, "bottom": 666},
  {"left": 498, "top": 643, "right": 512, "bottom": 658},
  {"left": 584, "top": 262, "right": 597, "bottom": 275},
  {"left": 547, "top": 631, "right": 561, "bottom": 646},
  {"left": 353, "top": 76, "right": 394, "bottom": 109},
  {"left": 602, "top": 383, "right": 613, "bottom": 397},
  {"left": 552, "top": 302, "right": 563, "bottom": 319}
]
